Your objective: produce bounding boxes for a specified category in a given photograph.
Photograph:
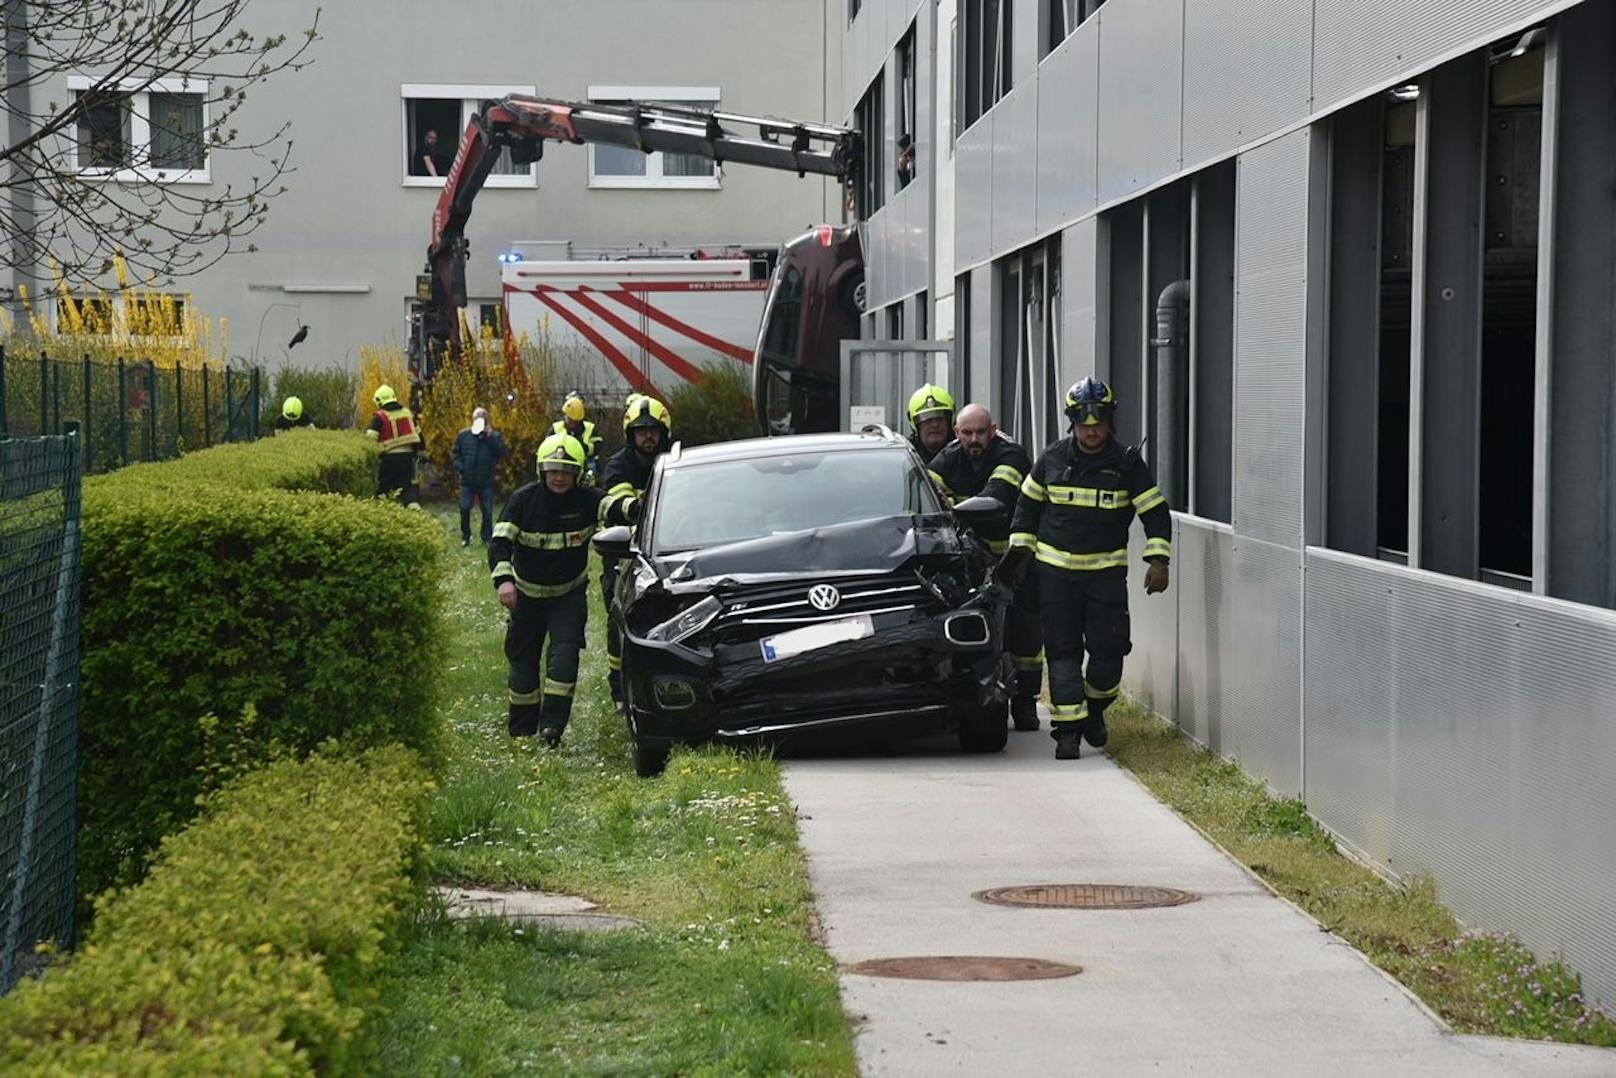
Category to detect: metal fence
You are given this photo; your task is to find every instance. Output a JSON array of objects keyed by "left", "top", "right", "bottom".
[
  {"left": 0, "top": 430, "right": 83, "bottom": 995},
  {"left": 0, "top": 347, "right": 264, "bottom": 474}
]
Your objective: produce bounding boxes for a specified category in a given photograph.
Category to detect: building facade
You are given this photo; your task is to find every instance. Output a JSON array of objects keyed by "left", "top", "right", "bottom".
[
  {"left": 849, "top": 0, "right": 1616, "bottom": 1005},
  {"left": 8, "top": 0, "right": 845, "bottom": 370}
]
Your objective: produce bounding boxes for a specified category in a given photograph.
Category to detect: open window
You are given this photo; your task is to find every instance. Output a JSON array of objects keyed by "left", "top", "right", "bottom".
[
  {"left": 1043, "top": 0, "right": 1105, "bottom": 58},
  {"left": 896, "top": 24, "right": 918, "bottom": 191},
  {"left": 855, "top": 74, "right": 885, "bottom": 215},
  {"left": 402, "top": 84, "right": 537, "bottom": 188},
  {"left": 959, "top": 0, "right": 1012, "bottom": 134},
  {"left": 587, "top": 86, "right": 721, "bottom": 190}
]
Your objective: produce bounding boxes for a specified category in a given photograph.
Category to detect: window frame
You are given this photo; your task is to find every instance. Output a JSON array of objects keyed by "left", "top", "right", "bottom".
[
  {"left": 400, "top": 83, "right": 539, "bottom": 189},
  {"left": 585, "top": 85, "right": 723, "bottom": 191},
  {"left": 67, "top": 75, "right": 210, "bottom": 184}
]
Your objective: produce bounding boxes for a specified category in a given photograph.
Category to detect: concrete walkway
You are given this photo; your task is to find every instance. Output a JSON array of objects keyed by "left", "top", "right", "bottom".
[{"left": 781, "top": 719, "right": 1616, "bottom": 1077}]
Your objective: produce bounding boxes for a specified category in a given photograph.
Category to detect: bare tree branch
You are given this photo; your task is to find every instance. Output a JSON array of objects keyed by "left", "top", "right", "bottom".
[{"left": 0, "top": 0, "right": 320, "bottom": 288}]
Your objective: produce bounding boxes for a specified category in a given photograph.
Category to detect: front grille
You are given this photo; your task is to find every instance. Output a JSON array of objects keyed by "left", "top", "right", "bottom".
[{"left": 707, "top": 577, "right": 938, "bottom": 645}]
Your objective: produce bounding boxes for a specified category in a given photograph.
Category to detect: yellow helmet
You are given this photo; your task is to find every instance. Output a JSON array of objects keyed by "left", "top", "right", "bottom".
[
  {"left": 906, "top": 383, "right": 955, "bottom": 427},
  {"left": 373, "top": 384, "right": 398, "bottom": 407},
  {"left": 535, "top": 432, "right": 587, "bottom": 474},
  {"left": 562, "top": 391, "right": 587, "bottom": 423},
  {"left": 282, "top": 396, "right": 303, "bottom": 420},
  {"left": 624, "top": 396, "right": 672, "bottom": 437}
]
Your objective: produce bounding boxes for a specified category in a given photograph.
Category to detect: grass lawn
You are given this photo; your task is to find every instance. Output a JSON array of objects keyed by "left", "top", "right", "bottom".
[
  {"left": 369, "top": 510, "right": 855, "bottom": 1076},
  {"left": 1106, "top": 700, "right": 1616, "bottom": 1046}
]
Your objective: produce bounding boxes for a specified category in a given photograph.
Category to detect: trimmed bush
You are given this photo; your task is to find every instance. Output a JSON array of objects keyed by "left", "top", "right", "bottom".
[
  {"left": 77, "top": 433, "right": 444, "bottom": 900},
  {"left": 0, "top": 747, "right": 433, "bottom": 1075},
  {"left": 666, "top": 362, "right": 758, "bottom": 447}
]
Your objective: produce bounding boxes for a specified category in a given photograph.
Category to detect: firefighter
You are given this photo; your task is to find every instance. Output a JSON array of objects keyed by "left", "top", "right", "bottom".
[
  {"left": 274, "top": 396, "right": 314, "bottom": 432},
  {"left": 491, "top": 433, "right": 637, "bottom": 744},
  {"left": 928, "top": 403, "right": 1042, "bottom": 731},
  {"left": 598, "top": 396, "right": 673, "bottom": 706},
  {"left": 999, "top": 378, "right": 1171, "bottom": 760},
  {"left": 366, "top": 384, "right": 423, "bottom": 507},
  {"left": 906, "top": 383, "right": 955, "bottom": 465},
  {"left": 552, "top": 391, "right": 604, "bottom": 483}
]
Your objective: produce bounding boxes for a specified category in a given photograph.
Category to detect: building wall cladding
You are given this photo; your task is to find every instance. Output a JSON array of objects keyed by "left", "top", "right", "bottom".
[
  {"left": 849, "top": 0, "right": 1616, "bottom": 1005},
  {"left": 33, "top": 0, "right": 844, "bottom": 369}
]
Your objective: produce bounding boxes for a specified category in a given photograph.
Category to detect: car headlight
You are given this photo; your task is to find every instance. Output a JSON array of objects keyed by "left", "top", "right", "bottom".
[{"left": 645, "top": 595, "right": 722, "bottom": 644}]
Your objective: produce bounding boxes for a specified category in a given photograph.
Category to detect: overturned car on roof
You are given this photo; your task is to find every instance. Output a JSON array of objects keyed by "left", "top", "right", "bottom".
[{"left": 593, "top": 429, "right": 1013, "bottom": 776}]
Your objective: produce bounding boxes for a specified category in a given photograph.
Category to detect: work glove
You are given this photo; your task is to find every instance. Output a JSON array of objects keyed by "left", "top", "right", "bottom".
[
  {"left": 996, "top": 546, "right": 1031, "bottom": 589},
  {"left": 625, "top": 498, "right": 642, "bottom": 525},
  {"left": 1144, "top": 559, "right": 1170, "bottom": 595}
]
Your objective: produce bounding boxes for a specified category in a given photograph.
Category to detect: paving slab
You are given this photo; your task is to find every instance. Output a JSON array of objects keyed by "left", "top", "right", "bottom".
[{"left": 782, "top": 721, "right": 1616, "bottom": 1078}]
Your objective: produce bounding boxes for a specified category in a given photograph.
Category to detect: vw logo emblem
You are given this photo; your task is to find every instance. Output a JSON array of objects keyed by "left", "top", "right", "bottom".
[{"left": 808, "top": 584, "right": 841, "bottom": 611}]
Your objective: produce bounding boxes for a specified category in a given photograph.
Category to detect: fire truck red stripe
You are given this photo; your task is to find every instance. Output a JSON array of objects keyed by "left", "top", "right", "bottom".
[
  {"left": 529, "top": 290, "right": 656, "bottom": 395},
  {"left": 602, "top": 288, "right": 755, "bottom": 364},
  {"left": 571, "top": 287, "right": 706, "bottom": 383}
]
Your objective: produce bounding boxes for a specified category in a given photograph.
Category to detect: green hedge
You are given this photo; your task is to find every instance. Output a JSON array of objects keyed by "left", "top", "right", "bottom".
[
  {"left": 77, "top": 432, "right": 445, "bottom": 900},
  {"left": 0, "top": 747, "right": 433, "bottom": 1075},
  {"left": 261, "top": 365, "right": 362, "bottom": 432}
]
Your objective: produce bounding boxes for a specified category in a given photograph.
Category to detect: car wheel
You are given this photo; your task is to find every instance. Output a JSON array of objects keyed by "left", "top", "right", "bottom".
[
  {"left": 840, "top": 270, "right": 866, "bottom": 317},
  {"left": 958, "top": 701, "right": 1010, "bottom": 754},
  {"left": 631, "top": 738, "right": 671, "bottom": 778}
]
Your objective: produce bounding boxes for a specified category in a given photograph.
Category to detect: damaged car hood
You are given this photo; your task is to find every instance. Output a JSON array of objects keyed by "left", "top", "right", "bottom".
[{"left": 659, "top": 513, "right": 965, "bottom": 590}]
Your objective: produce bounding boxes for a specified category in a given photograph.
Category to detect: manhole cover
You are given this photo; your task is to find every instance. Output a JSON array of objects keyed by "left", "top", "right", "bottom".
[
  {"left": 846, "top": 956, "right": 1081, "bottom": 981},
  {"left": 974, "top": 884, "right": 1199, "bottom": 909}
]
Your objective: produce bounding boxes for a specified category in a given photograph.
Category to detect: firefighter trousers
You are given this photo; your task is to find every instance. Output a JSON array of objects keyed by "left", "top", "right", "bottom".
[
  {"left": 505, "top": 585, "right": 588, "bottom": 737},
  {"left": 1036, "top": 566, "right": 1131, "bottom": 727},
  {"left": 600, "top": 560, "right": 622, "bottom": 693},
  {"left": 1007, "top": 580, "right": 1044, "bottom": 701},
  {"left": 379, "top": 450, "right": 420, "bottom": 506}
]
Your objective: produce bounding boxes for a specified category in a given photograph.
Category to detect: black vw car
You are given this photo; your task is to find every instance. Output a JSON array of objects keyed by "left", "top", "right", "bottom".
[{"left": 594, "top": 428, "right": 1013, "bottom": 776}]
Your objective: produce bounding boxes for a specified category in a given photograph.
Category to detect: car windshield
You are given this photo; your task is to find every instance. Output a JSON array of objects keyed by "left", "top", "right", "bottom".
[{"left": 651, "top": 447, "right": 940, "bottom": 553}]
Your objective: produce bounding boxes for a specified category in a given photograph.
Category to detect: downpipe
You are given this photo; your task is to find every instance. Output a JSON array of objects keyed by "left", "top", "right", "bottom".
[{"left": 1151, "top": 279, "right": 1190, "bottom": 507}]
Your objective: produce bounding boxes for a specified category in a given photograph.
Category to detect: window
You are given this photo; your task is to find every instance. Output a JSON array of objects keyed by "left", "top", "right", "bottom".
[
  {"left": 887, "top": 304, "right": 904, "bottom": 341},
  {"left": 856, "top": 75, "right": 885, "bottom": 215},
  {"left": 896, "top": 25, "right": 918, "bottom": 191},
  {"left": 478, "top": 302, "right": 504, "bottom": 339},
  {"left": 999, "top": 238, "right": 1061, "bottom": 449},
  {"left": 1324, "top": 29, "right": 1548, "bottom": 587},
  {"left": 55, "top": 295, "right": 115, "bottom": 333},
  {"left": 128, "top": 292, "right": 188, "bottom": 336},
  {"left": 955, "top": 273, "right": 972, "bottom": 395},
  {"left": 849, "top": 0, "right": 861, "bottom": 21},
  {"left": 56, "top": 292, "right": 188, "bottom": 336},
  {"left": 586, "top": 86, "right": 721, "bottom": 190},
  {"left": 402, "top": 84, "right": 537, "bottom": 188},
  {"left": 69, "top": 77, "right": 207, "bottom": 182},
  {"left": 916, "top": 290, "right": 929, "bottom": 340},
  {"left": 1044, "top": 0, "right": 1106, "bottom": 58},
  {"left": 959, "top": 0, "right": 1012, "bottom": 133}
]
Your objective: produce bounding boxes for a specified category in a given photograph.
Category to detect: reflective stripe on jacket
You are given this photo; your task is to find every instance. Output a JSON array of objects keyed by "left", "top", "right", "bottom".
[
  {"left": 1008, "top": 436, "right": 1172, "bottom": 573},
  {"left": 370, "top": 403, "right": 422, "bottom": 453}
]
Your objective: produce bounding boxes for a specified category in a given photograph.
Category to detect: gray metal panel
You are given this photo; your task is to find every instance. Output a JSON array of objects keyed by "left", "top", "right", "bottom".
[
  {"left": 1303, "top": 549, "right": 1616, "bottom": 1009},
  {"left": 1233, "top": 131, "right": 1310, "bottom": 549},
  {"left": 990, "top": 79, "right": 1038, "bottom": 260},
  {"left": 868, "top": 205, "right": 892, "bottom": 311},
  {"left": 969, "top": 264, "right": 995, "bottom": 403},
  {"left": 1011, "top": 0, "right": 1038, "bottom": 91},
  {"left": 1126, "top": 522, "right": 1179, "bottom": 719},
  {"left": 1095, "top": 0, "right": 1183, "bottom": 203},
  {"left": 1224, "top": 534, "right": 1302, "bottom": 796},
  {"left": 1173, "top": 518, "right": 1236, "bottom": 753},
  {"left": 955, "top": 116, "right": 994, "bottom": 268},
  {"left": 1060, "top": 217, "right": 1098, "bottom": 385},
  {"left": 1035, "top": 25, "right": 1100, "bottom": 232},
  {"left": 1181, "top": 0, "right": 1312, "bottom": 166},
  {"left": 1312, "top": 0, "right": 1563, "bottom": 113}
]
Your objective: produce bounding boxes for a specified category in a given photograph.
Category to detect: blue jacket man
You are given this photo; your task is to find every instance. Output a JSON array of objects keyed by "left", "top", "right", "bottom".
[{"left": 453, "top": 407, "right": 508, "bottom": 546}]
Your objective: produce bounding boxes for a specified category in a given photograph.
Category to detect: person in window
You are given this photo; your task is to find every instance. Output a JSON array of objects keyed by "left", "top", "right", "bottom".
[{"left": 415, "top": 128, "right": 451, "bottom": 177}]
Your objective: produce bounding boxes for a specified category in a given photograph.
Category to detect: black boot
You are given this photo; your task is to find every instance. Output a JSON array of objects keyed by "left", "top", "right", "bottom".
[
  {"left": 1010, "top": 694, "right": 1040, "bottom": 732},
  {"left": 508, "top": 704, "right": 540, "bottom": 738},
  {"left": 1084, "top": 703, "right": 1109, "bottom": 748},
  {"left": 1052, "top": 724, "right": 1082, "bottom": 760},
  {"left": 608, "top": 669, "right": 623, "bottom": 706},
  {"left": 538, "top": 698, "right": 571, "bottom": 747}
]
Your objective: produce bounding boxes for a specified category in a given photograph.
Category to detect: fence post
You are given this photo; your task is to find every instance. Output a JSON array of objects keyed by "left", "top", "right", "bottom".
[
  {"left": 82, "top": 354, "right": 92, "bottom": 474},
  {"left": 38, "top": 349, "right": 47, "bottom": 435},
  {"left": 202, "top": 364, "right": 211, "bottom": 446},
  {"left": 117, "top": 358, "right": 128, "bottom": 465},
  {"left": 0, "top": 343, "right": 7, "bottom": 438},
  {"left": 250, "top": 367, "right": 261, "bottom": 439},
  {"left": 173, "top": 362, "right": 183, "bottom": 454},
  {"left": 147, "top": 359, "right": 158, "bottom": 461}
]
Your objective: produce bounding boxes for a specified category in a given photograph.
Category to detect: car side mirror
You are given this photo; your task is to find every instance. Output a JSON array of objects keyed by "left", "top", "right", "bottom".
[
  {"left": 952, "top": 494, "right": 1008, "bottom": 529},
  {"left": 593, "top": 525, "right": 634, "bottom": 560}
]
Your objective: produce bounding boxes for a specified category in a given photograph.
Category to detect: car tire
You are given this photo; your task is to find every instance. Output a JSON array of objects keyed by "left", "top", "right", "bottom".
[
  {"left": 839, "top": 270, "right": 866, "bottom": 318},
  {"left": 631, "top": 738, "right": 671, "bottom": 778},
  {"left": 958, "top": 701, "right": 1010, "bottom": 754}
]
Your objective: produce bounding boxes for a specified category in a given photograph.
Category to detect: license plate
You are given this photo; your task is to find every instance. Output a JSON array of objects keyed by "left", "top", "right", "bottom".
[{"left": 760, "top": 614, "right": 874, "bottom": 663}]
